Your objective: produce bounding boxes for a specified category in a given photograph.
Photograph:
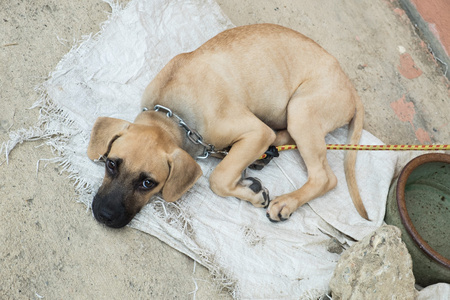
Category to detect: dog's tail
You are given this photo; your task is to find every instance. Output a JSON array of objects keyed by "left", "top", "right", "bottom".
[{"left": 344, "top": 94, "right": 369, "bottom": 220}]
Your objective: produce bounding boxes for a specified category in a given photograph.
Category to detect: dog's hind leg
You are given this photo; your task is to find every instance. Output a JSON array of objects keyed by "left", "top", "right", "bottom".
[
  {"left": 266, "top": 93, "right": 344, "bottom": 222},
  {"left": 209, "top": 122, "right": 276, "bottom": 208}
]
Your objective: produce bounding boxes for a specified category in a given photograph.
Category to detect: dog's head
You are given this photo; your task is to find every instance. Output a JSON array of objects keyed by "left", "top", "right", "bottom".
[{"left": 87, "top": 116, "right": 202, "bottom": 228}]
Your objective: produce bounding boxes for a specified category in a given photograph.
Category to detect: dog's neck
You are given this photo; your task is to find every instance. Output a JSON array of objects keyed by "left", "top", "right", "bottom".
[{"left": 134, "top": 110, "right": 205, "bottom": 158}]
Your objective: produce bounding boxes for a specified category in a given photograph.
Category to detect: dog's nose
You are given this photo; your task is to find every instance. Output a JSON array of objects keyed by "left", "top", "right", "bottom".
[
  {"left": 96, "top": 206, "right": 117, "bottom": 223},
  {"left": 92, "top": 194, "right": 130, "bottom": 228}
]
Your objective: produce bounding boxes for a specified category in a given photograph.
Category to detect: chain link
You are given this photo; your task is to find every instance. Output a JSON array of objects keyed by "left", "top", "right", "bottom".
[{"left": 152, "top": 105, "right": 224, "bottom": 159}]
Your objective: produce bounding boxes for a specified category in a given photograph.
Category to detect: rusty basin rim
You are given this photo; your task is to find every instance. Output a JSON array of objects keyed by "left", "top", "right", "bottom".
[{"left": 396, "top": 153, "right": 450, "bottom": 269}]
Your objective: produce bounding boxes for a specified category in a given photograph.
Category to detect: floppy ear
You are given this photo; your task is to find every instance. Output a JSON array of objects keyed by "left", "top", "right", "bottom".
[
  {"left": 87, "top": 117, "right": 131, "bottom": 160},
  {"left": 162, "top": 148, "right": 203, "bottom": 202}
]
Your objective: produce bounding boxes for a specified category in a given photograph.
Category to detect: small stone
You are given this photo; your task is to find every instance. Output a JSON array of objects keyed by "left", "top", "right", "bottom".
[{"left": 330, "top": 225, "right": 418, "bottom": 300}]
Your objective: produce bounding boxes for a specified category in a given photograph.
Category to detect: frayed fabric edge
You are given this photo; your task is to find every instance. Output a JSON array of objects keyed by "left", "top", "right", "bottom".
[{"left": 1, "top": 92, "right": 95, "bottom": 202}]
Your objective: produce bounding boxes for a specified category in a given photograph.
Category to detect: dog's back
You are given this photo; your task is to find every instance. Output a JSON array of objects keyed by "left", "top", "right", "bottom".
[{"left": 143, "top": 24, "right": 346, "bottom": 130}]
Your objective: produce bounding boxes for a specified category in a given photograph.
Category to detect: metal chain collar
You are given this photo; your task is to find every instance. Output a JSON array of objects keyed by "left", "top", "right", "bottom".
[{"left": 143, "top": 105, "right": 227, "bottom": 159}]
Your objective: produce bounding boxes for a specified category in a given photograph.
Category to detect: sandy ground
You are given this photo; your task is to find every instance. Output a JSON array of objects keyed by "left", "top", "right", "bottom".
[{"left": 1, "top": 0, "right": 448, "bottom": 299}]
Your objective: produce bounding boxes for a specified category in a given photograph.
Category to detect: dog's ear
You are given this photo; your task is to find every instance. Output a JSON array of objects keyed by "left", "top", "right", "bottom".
[
  {"left": 87, "top": 117, "right": 131, "bottom": 160},
  {"left": 162, "top": 148, "right": 203, "bottom": 202}
]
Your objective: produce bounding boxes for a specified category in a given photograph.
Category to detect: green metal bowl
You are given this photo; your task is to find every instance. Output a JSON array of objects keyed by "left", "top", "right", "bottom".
[{"left": 385, "top": 153, "right": 450, "bottom": 286}]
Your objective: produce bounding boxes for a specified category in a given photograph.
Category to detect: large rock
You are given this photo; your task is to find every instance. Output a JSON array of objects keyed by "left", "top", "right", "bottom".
[{"left": 330, "top": 225, "right": 418, "bottom": 299}]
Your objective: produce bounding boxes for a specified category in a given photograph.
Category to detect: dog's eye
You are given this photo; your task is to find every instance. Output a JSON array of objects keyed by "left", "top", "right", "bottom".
[
  {"left": 141, "top": 179, "right": 156, "bottom": 190},
  {"left": 106, "top": 159, "right": 116, "bottom": 172}
]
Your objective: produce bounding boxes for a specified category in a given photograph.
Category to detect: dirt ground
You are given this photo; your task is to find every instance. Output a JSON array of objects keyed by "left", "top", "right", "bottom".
[{"left": 1, "top": 0, "right": 448, "bottom": 299}]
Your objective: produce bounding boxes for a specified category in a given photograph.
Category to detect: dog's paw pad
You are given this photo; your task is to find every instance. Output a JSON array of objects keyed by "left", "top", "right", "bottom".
[
  {"left": 266, "top": 211, "right": 291, "bottom": 222},
  {"left": 266, "top": 198, "right": 295, "bottom": 222},
  {"left": 241, "top": 177, "right": 262, "bottom": 192},
  {"left": 261, "top": 188, "right": 270, "bottom": 208},
  {"left": 240, "top": 177, "right": 270, "bottom": 208}
]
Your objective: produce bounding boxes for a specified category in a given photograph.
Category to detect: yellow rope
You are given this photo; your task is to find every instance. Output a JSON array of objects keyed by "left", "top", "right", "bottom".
[
  {"left": 327, "top": 144, "right": 450, "bottom": 151},
  {"left": 259, "top": 144, "right": 450, "bottom": 159}
]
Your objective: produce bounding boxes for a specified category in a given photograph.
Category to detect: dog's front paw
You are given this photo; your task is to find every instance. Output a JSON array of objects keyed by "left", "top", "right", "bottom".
[
  {"left": 266, "top": 195, "right": 298, "bottom": 222},
  {"left": 240, "top": 177, "right": 270, "bottom": 208}
]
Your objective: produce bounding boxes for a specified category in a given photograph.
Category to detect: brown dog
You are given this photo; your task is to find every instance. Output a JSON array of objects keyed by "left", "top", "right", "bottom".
[{"left": 87, "top": 23, "right": 368, "bottom": 228}]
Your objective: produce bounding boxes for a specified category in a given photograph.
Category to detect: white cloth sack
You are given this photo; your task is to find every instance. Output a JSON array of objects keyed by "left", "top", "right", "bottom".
[{"left": 4, "top": 0, "right": 412, "bottom": 298}]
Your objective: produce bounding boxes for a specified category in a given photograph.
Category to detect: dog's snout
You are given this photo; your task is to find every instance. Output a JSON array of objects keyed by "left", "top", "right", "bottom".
[{"left": 92, "top": 191, "right": 133, "bottom": 228}]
